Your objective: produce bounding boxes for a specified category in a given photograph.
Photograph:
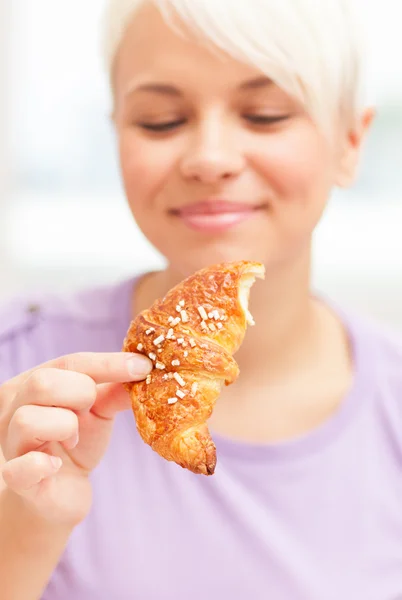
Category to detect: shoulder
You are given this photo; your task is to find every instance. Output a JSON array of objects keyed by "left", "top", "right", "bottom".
[
  {"left": 0, "top": 296, "right": 42, "bottom": 346},
  {"left": 366, "top": 318, "right": 402, "bottom": 400},
  {"left": 0, "top": 277, "right": 137, "bottom": 383},
  {"left": 347, "top": 309, "right": 402, "bottom": 369},
  {"left": 341, "top": 306, "right": 402, "bottom": 420},
  {"left": 327, "top": 303, "right": 402, "bottom": 462},
  {"left": 352, "top": 313, "right": 402, "bottom": 462},
  {"left": 343, "top": 305, "right": 402, "bottom": 378}
]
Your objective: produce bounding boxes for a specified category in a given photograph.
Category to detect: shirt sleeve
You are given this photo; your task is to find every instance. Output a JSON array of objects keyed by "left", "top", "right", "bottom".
[
  {"left": 0, "top": 280, "right": 131, "bottom": 385},
  {"left": 0, "top": 299, "right": 44, "bottom": 384}
]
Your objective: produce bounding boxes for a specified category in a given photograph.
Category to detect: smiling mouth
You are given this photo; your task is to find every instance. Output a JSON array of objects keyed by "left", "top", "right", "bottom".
[
  {"left": 169, "top": 201, "right": 267, "bottom": 233},
  {"left": 170, "top": 201, "right": 266, "bottom": 216}
]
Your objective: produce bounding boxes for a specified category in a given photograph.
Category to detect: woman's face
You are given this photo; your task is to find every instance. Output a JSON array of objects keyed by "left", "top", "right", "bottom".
[{"left": 113, "top": 3, "right": 370, "bottom": 277}]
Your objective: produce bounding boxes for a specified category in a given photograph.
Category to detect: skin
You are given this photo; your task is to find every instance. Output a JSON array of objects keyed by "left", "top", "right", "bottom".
[{"left": 0, "top": 3, "right": 374, "bottom": 597}]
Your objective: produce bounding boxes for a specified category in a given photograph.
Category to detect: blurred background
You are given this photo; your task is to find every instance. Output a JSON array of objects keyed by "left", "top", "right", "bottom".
[{"left": 0, "top": 0, "right": 401, "bottom": 330}]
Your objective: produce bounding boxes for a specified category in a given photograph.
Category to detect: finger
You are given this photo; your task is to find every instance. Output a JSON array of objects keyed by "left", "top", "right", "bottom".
[
  {"left": 11, "top": 369, "right": 98, "bottom": 414},
  {"left": 2, "top": 352, "right": 152, "bottom": 394},
  {"left": 6, "top": 406, "right": 79, "bottom": 460},
  {"left": 90, "top": 382, "right": 133, "bottom": 420},
  {"left": 1, "top": 451, "right": 62, "bottom": 494}
]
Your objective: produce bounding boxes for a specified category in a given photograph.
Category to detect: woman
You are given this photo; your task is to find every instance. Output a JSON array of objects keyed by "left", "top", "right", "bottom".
[{"left": 1, "top": 0, "right": 401, "bottom": 598}]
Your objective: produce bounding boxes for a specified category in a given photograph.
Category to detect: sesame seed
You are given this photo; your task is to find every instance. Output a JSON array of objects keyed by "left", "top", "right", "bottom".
[
  {"left": 179, "top": 300, "right": 185, "bottom": 307},
  {"left": 208, "top": 312, "right": 215, "bottom": 319},
  {"left": 176, "top": 390, "right": 186, "bottom": 399},
  {"left": 168, "top": 316, "right": 174, "bottom": 324},
  {"left": 209, "top": 323, "right": 217, "bottom": 332},
  {"left": 213, "top": 310, "right": 220, "bottom": 320},
  {"left": 166, "top": 328, "right": 174, "bottom": 338},
  {"left": 176, "top": 305, "right": 182, "bottom": 313},
  {"left": 156, "top": 362, "right": 166, "bottom": 370},
  {"left": 217, "top": 322, "right": 223, "bottom": 330},
  {"left": 172, "top": 359, "right": 181, "bottom": 367},
  {"left": 177, "top": 338, "right": 184, "bottom": 345},
  {"left": 181, "top": 310, "right": 189, "bottom": 323},
  {"left": 146, "top": 375, "right": 152, "bottom": 384},
  {"left": 148, "top": 352, "right": 157, "bottom": 361},
  {"left": 191, "top": 383, "right": 198, "bottom": 394},
  {"left": 146, "top": 328, "right": 155, "bottom": 335},
  {"left": 200, "top": 321, "right": 208, "bottom": 331},
  {"left": 153, "top": 335, "right": 165, "bottom": 346},
  {"left": 171, "top": 317, "right": 181, "bottom": 327},
  {"left": 173, "top": 373, "right": 186, "bottom": 387},
  {"left": 162, "top": 374, "right": 169, "bottom": 380},
  {"left": 137, "top": 343, "right": 144, "bottom": 351},
  {"left": 168, "top": 397, "right": 178, "bottom": 405},
  {"left": 183, "top": 351, "right": 189, "bottom": 357},
  {"left": 189, "top": 339, "right": 196, "bottom": 347},
  {"left": 198, "top": 306, "right": 208, "bottom": 320}
]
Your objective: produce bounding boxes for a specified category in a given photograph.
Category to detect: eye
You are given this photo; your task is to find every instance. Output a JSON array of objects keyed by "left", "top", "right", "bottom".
[
  {"left": 138, "top": 119, "right": 186, "bottom": 132},
  {"left": 244, "top": 114, "right": 290, "bottom": 126}
]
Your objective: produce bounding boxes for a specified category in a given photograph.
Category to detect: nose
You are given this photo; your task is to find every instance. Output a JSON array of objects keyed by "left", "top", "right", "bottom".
[{"left": 180, "top": 118, "right": 245, "bottom": 184}]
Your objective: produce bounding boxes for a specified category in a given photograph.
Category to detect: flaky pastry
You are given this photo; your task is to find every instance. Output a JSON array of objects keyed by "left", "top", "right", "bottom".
[{"left": 123, "top": 260, "right": 265, "bottom": 475}]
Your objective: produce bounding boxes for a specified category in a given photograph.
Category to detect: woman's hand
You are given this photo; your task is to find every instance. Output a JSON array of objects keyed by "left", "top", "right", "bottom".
[{"left": 0, "top": 352, "right": 152, "bottom": 526}]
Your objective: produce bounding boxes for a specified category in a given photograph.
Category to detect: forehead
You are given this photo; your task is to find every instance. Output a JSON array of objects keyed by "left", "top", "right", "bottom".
[{"left": 113, "top": 3, "right": 264, "bottom": 92}]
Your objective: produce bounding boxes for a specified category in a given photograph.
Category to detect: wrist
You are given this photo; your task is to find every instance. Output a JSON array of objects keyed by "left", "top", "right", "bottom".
[{"left": 1, "top": 487, "right": 83, "bottom": 533}]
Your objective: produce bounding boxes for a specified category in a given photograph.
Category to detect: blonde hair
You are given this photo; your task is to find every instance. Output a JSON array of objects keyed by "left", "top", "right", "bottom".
[{"left": 102, "top": 0, "right": 367, "bottom": 134}]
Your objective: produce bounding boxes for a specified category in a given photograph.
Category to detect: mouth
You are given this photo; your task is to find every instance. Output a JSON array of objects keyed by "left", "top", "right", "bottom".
[{"left": 169, "top": 200, "right": 266, "bottom": 233}]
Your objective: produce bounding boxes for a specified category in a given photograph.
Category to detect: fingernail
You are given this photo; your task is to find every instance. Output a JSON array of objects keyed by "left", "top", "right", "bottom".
[
  {"left": 127, "top": 354, "right": 153, "bottom": 379},
  {"left": 50, "top": 456, "right": 63, "bottom": 470}
]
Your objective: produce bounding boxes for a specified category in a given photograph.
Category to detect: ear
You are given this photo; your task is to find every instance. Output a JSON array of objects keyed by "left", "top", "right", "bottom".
[{"left": 335, "top": 107, "right": 376, "bottom": 188}]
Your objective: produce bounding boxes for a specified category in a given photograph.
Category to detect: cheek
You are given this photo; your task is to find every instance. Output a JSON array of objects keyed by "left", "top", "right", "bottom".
[
  {"left": 118, "top": 131, "right": 177, "bottom": 213},
  {"left": 251, "top": 122, "right": 335, "bottom": 201},
  {"left": 117, "top": 130, "right": 185, "bottom": 259},
  {"left": 248, "top": 122, "right": 337, "bottom": 254}
]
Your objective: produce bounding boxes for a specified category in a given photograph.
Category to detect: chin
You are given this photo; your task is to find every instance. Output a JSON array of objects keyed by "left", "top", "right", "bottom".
[{"left": 166, "top": 242, "right": 269, "bottom": 279}]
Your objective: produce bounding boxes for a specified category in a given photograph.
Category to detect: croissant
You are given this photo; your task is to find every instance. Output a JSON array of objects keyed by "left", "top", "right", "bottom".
[{"left": 123, "top": 260, "right": 265, "bottom": 475}]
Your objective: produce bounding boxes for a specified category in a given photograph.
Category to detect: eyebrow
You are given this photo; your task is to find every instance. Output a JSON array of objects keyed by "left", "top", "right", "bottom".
[
  {"left": 125, "top": 76, "right": 274, "bottom": 98},
  {"left": 125, "top": 83, "right": 182, "bottom": 98},
  {"left": 239, "top": 76, "right": 274, "bottom": 90}
]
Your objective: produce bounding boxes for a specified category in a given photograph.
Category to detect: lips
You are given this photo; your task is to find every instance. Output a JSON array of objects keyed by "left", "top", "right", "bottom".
[
  {"left": 176, "top": 200, "right": 260, "bottom": 216},
  {"left": 171, "top": 200, "right": 264, "bottom": 233}
]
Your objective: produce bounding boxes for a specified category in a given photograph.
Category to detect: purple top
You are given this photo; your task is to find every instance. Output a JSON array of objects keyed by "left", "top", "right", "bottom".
[{"left": 1, "top": 277, "right": 402, "bottom": 600}]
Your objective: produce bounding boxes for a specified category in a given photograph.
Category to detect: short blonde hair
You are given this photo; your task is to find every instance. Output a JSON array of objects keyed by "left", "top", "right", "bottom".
[{"left": 102, "top": 0, "right": 367, "bottom": 135}]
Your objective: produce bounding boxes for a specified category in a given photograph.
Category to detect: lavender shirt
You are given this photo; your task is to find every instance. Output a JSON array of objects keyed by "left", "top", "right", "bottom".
[{"left": 1, "top": 278, "right": 402, "bottom": 600}]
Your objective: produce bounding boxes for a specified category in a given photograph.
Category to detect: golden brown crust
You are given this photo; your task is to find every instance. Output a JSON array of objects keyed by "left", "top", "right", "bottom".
[{"left": 123, "top": 260, "right": 264, "bottom": 475}]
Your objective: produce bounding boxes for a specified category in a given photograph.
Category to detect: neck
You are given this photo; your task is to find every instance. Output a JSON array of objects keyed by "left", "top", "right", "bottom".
[{"left": 234, "top": 249, "right": 316, "bottom": 379}]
